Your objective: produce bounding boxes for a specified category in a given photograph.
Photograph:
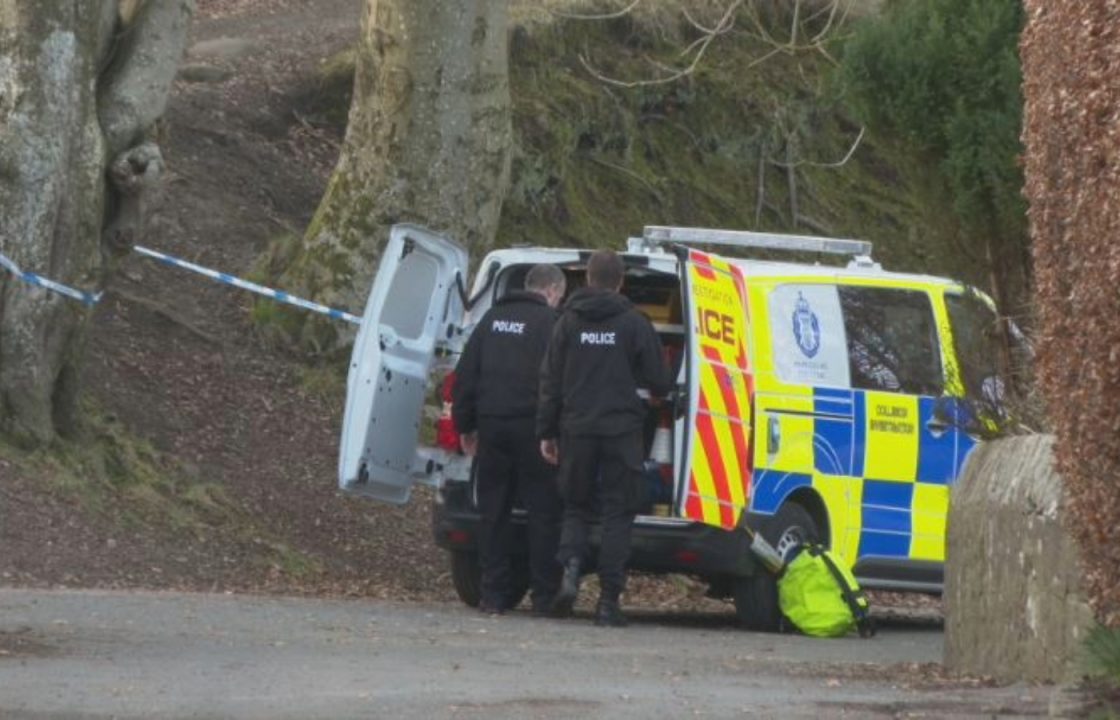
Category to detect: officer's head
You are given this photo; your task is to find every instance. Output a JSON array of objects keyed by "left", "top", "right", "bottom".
[
  {"left": 586, "top": 250, "right": 624, "bottom": 292},
  {"left": 525, "top": 263, "right": 566, "bottom": 308}
]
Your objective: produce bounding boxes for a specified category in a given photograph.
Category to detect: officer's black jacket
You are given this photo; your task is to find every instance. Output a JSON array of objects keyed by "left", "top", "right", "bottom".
[
  {"left": 537, "top": 287, "right": 671, "bottom": 439},
  {"left": 452, "top": 290, "right": 558, "bottom": 435}
]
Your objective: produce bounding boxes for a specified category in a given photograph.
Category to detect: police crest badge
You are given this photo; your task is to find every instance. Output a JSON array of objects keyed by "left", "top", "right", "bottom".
[{"left": 792, "top": 292, "right": 821, "bottom": 358}]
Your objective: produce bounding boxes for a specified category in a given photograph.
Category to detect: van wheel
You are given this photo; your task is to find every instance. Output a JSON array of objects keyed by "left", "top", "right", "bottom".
[
  {"left": 732, "top": 503, "right": 821, "bottom": 632},
  {"left": 449, "top": 550, "right": 532, "bottom": 610},
  {"left": 766, "top": 502, "right": 821, "bottom": 562},
  {"left": 732, "top": 571, "right": 780, "bottom": 632},
  {"left": 450, "top": 551, "right": 481, "bottom": 607}
]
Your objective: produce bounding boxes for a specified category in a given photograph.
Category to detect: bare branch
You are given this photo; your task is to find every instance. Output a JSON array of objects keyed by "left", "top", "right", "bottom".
[
  {"left": 676, "top": 8, "right": 737, "bottom": 60},
  {"left": 548, "top": 0, "right": 643, "bottom": 21},
  {"left": 739, "top": 0, "right": 849, "bottom": 61},
  {"left": 787, "top": 139, "right": 799, "bottom": 229},
  {"left": 680, "top": 4, "right": 724, "bottom": 35},
  {"left": 579, "top": 0, "right": 743, "bottom": 88},
  {"left": 809, "top": 0, "right": 848, "bottom": 44},
  {"left": 582, "top": 155, "right": 664, "bottom": 203},
  {"left": 755, "top": 145, "right": 767, "bottom": 226},
  {"left": 789, "top": 0, "right": 801, "bottom": 48},
  {"left": 768, "top": 127, "right": 865, "bottom": 169},
  {"left": 795, "top": 213, "right": 834, "bottom": 235}
]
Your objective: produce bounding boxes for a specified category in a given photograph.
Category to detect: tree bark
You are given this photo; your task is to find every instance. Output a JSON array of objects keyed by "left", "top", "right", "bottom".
[
  {"left": 0, "top": 0, "right": 193, "bottom": 446},
  {"left": 278, "top": 0, "right": 512, "bottom": 352}
]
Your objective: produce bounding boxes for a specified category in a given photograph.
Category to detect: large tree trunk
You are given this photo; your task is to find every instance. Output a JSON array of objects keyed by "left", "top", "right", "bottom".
[
  {"left": 278, "top": 0, "right": 512, "bottom": 352},
  {"left": 0, "top": 0, "right": 193, "bottom": 446}
]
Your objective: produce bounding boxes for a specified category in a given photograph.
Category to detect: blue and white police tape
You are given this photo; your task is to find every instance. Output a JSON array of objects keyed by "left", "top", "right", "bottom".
[
  {"left": 132, "top": 245, "right": 361, "bottom": 325},
  {"left": 0, "top": 251, "right": 104, "bottom": 306}
]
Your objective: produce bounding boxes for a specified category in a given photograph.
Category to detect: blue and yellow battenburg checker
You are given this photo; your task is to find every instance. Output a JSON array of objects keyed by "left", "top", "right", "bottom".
[{"left": 679, "top": 256, "right": 981, "bottom": 570}]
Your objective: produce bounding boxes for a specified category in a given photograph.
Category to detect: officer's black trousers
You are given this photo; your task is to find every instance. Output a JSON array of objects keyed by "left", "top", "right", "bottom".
[
  {"left": 556, "top": 431, "right": 644, "bottom": 602},
  {"left": 476, "top": 416, "right": 562, "bottom": 610}
]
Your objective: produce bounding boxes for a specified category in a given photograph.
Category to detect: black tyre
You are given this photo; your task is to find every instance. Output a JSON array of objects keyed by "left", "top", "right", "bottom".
[
  {"left": 732, "top": 503, "right": 822, "bottom": 632},
  {"left": 450, "top": 550, "right": 482, "bottom": 607},
  {"left": 449, "top": 550, "right": 531, "bottom": 610},
  {"left": 732, "top": 570, "right": 780, "bottom": 632}
]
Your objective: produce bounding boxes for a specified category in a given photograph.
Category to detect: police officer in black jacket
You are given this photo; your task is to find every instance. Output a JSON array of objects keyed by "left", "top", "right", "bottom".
[
  {"left": 452, "top": 264, "right": 567, "bottom": 615},
  {"left": 538, "top": 250, "right": 671, "bottom": 627}
]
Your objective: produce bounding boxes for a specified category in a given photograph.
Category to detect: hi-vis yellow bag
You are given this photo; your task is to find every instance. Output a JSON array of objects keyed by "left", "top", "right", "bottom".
[{"left": 778, "top": 544, "right": 876, "bottom": 638}]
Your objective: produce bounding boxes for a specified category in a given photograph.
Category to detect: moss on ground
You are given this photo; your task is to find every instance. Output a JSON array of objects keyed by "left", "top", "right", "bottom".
[{"left": 0, "top": 405, "right": 322, "bottom": 581}]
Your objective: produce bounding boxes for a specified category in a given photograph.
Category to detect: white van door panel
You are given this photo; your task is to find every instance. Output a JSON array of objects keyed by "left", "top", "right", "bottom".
[{"left": 338, "top": 224, "right": 468, "bottom": 504}]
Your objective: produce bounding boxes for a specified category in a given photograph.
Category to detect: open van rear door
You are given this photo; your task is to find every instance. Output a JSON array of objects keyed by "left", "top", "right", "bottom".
[
  {"left": 677, "top": 248, "right": 755, "bottom": 530},
  {"left": 339, "top": 224, "right": 468, "bottom": 504}
]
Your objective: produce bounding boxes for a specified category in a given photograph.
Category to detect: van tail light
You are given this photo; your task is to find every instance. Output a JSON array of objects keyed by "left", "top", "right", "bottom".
[
  {"left": 436, "top": 372, "right": 462, "bottom": 453},
  {"left": 673, "top": 550, "right": 700, "bottom": 565},
  {"left": 446, "top": 529, "right": 471, "bottom": 546}
]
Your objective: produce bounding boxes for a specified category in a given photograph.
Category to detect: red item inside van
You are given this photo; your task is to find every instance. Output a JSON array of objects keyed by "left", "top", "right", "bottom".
[{"left": 436, "top": 372, "right": 462, "bottom": 453}]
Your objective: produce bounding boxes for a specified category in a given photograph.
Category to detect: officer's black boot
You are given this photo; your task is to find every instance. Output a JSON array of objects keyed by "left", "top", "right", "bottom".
[
  {"left": 594, "top": 596, "right": 627, "bottom": 628},
  {"left": 549, "top": 558, "right": 581, "bottom": 618}
]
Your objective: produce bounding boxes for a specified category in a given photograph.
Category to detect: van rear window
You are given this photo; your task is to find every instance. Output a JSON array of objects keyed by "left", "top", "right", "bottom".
[
  {"left": 838, "top": 287, "right": 943, "bottom": 397},
  {"left": 381, "top": 250, "right": 440, "bottom": 341}
]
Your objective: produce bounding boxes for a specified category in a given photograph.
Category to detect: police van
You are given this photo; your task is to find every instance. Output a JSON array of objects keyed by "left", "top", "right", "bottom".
[{"left": 339, "top": 223, "right": 1006, "bottom": 630}]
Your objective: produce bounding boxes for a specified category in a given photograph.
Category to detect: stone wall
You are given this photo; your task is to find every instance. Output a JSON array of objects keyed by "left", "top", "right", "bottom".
[{"left": 944, "top": 435, "right": 1094, "bottom": 683}]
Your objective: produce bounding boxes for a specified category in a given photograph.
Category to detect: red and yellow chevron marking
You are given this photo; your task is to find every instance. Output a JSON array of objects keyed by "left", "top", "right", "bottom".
[{"left": 683, "top": 250, "right": 754, "bottom": 530}]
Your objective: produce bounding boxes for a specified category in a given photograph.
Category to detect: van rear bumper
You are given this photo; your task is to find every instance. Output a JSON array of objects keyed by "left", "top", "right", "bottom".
[{"left": 432, "top": 483, "right": 760, "bottom": 578}]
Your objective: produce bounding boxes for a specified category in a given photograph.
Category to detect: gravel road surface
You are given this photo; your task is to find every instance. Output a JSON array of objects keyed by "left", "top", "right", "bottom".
[{"left": 0, "top": 589, "right": 1047, "bottom": 719}]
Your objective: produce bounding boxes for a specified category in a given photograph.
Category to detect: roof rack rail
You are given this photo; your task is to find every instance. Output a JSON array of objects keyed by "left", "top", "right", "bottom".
[{"left": 635, "top": 225, "right": 874, "bottom": 260}]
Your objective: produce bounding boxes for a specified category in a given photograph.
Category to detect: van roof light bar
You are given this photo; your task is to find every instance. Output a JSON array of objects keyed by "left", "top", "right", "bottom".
[{"left": 641, "top": 225, "right": 873, "bottom": 259}]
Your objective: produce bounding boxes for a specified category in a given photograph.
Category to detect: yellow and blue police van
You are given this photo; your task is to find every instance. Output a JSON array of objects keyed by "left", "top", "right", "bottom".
[{"left": 339, "top": 223, "right": 1006, "bottom": 630}]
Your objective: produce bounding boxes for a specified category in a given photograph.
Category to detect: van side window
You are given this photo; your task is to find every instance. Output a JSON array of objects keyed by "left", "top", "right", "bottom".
[
  {"left": 767, "top": 284, "right": 852, "bottom": 389},
  {"left": 945, "top": 292, "right": 1003, "bottom": 408},
  {"left": 838, "top": 287, "right": 943, "bottom": 396}
]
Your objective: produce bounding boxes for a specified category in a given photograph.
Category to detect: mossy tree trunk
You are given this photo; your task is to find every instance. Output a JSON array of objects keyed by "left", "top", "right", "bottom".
[
  {"left": 0, "top": 0, "right": 194, "bottom": 447},
  {"left": 278, "top": 0, "right": 511, "bottom": 352}
]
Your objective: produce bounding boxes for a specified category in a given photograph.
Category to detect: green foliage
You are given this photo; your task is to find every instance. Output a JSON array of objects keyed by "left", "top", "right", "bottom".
[
  {"left": 497, "top": 8, "right": 967, "bottom": 279},
  {"left": 836, "top": 0, "right": 1026, "bottom": 239},
  {"left": 1083, "top": 625, "right": 1120, "bottom": 718},
  {"left": 1086, "top": 625, "right": 1120, "bottom": 686}
]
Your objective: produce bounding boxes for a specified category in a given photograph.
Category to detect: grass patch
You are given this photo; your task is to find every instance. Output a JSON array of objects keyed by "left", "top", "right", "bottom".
[
  {"left": 13, "top": 407, "right": 239, "bottom": 537},
  {"left": 1086, "top": 625, "right": 1120, "bottom": 684},
  {"left": 298, "top": 363, "right": 347, "bottom": 416},
  {"left": 0, "top": 405, "right": 321, "bottom": 581},
  {"left": 1084, "top": 625, "right": 1120, "bottom": 717},
  {"left": 261, "top": 540, "right": 324, "bottom": 579}
]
